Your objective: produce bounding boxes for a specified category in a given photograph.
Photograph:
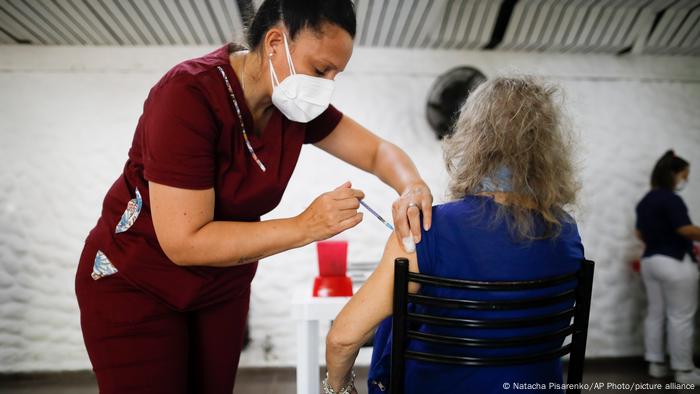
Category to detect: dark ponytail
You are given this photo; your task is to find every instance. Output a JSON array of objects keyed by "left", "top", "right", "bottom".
[
  {"left": 246, "top": 0, "right": 356, "bottom": 50},
  {"left": 651, "top": 150, "right": 689, "bottom": 190}
]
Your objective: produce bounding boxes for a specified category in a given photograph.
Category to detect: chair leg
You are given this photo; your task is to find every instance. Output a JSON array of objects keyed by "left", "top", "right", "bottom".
[
  {"left": 567, "top": 260, "right": 594, "bottom": 394},
  {"left": 391, "top": 258, "right": 409, "bottom": 394}
]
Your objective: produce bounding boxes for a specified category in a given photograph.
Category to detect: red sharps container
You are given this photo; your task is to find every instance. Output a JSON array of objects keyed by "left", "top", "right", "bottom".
[{"left": 313, "top": 240, "right": 353, "bottom": 297}]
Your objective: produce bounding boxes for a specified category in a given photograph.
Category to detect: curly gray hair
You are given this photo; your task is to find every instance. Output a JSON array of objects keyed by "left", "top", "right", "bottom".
[{"left": 442, "top": 76, "right": 579, "bottom": 240}]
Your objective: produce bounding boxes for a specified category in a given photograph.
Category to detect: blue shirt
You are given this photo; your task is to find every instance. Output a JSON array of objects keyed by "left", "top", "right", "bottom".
[
  {"left": 636, "top": 189, "right": 694, "bottom": 262},
  {"left": 368, "top": 196, "right": 584, "bottom": 394}
]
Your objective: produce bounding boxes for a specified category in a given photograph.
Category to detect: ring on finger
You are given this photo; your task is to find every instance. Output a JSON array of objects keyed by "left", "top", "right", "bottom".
[{"left": 408, "top": 202, "right": 418, "bottom": 209}]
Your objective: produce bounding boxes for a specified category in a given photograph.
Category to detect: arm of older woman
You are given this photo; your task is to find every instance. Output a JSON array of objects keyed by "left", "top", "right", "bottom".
[
  {"left": 325, "top": 233, "right": 421, "bottom": 392},
  {"left": 314, "top": 115, "right": 433, "bottom": 250}
]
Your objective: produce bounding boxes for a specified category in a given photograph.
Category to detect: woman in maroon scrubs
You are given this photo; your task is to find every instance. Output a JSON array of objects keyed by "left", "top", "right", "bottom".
[{"left": 75, "top": 0, "right": 432, "bottom": 393}]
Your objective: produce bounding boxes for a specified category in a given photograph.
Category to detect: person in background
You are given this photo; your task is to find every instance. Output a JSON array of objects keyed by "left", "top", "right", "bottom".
[
  {"left": 324, "top": 76, "right": 584, "bottom": 394},
  {"left": 636, "top": 150, "right": 700, "bottom": 384}
]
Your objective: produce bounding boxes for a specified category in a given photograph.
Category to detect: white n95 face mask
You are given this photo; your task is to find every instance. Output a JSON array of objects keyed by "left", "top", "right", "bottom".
[
  {"left": 676, "top": 180, "right": 687, "bottom": 192},
  {"left": 269, "top": 33, "right": 335, "bottom": 123}
]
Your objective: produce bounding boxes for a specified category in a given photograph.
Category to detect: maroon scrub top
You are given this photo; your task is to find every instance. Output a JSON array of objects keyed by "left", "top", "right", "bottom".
[{"left": 84, "top": 44, "right": 342, "bottom": 311}]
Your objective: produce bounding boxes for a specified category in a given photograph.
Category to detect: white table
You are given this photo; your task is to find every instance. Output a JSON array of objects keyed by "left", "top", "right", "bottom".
[
  {"left": 292, "top": 262, "right": 378, "bottom": 394},
  {"left": 291, "top": 291, "right": 350, "bottom": 394}
]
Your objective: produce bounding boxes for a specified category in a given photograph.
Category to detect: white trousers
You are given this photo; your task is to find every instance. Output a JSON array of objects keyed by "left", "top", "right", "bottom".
[{"left": 641, "top": 254, "right": 699, "bottom": 370}]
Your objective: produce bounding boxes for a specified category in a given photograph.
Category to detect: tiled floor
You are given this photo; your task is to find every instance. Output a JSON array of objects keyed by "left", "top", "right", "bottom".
[{"left": 0, "top": 358, "right": 698, "bottom": 393}]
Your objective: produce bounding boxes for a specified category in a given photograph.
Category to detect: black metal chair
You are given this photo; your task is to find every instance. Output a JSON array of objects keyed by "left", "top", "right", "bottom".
[{"left": 390, "top": 258, "right": 594, "bottom": 394}]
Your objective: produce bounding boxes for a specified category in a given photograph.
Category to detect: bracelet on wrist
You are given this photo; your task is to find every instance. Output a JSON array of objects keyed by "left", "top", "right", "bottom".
[{"left": 322, "top": 370, "right": 356, "bottom": 394}]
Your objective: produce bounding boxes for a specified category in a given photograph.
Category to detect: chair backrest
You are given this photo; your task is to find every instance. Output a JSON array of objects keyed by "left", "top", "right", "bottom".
[{"left": 390, "top": 258, "right": 594, "bottom": 394}]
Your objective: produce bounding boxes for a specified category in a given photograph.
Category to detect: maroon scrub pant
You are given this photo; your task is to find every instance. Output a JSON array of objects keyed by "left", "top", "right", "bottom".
[{"left": 75, "top": 242, "right": 250, "bottom": 394}]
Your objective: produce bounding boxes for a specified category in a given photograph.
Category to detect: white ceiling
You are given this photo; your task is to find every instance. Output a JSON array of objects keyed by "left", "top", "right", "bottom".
[{"left": 0, "top": 0, "right": 698, "bottom": 55}]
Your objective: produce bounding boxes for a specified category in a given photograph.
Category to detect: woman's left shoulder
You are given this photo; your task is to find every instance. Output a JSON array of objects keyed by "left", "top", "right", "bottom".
[
  {"left": 555, "top": 214, "right": 585, "bottom": 258},
  {"left": 558, "top": 213, "right": 580, "bottom": 236}
]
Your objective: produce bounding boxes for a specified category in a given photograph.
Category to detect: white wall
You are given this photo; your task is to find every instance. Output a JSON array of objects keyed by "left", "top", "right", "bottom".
[{"left": 1, "top": 45, "right": 699, "bottom": 372}]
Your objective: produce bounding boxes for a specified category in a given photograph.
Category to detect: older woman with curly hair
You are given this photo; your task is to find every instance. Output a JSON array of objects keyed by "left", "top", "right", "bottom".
[{"left": 324, "top": 76, "right": 584, "bottom": 394}]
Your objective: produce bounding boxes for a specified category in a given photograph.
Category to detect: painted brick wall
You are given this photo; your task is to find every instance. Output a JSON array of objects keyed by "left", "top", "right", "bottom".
[{"left": 0, "top": 45, "right": 699, "bottom": 371}]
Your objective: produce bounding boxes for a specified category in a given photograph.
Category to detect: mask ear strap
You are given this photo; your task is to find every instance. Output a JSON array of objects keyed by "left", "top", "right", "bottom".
[
  {"left": 268, "top": 53, "right": 280, "bottom": 87},
  {"left": 282, "top": 33, "right": 296, "bottom": 75}
]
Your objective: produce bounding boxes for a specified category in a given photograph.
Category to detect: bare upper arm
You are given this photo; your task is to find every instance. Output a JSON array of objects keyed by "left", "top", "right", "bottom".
[
  {"left": 148, "top": 181, "right": 215, "bottom": 265},
  {"left": 313, "top": 115, "right": 382, "bottom": 173},
  {"left": 327, "top": 233, "right": 421, "bottom": 348}
]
